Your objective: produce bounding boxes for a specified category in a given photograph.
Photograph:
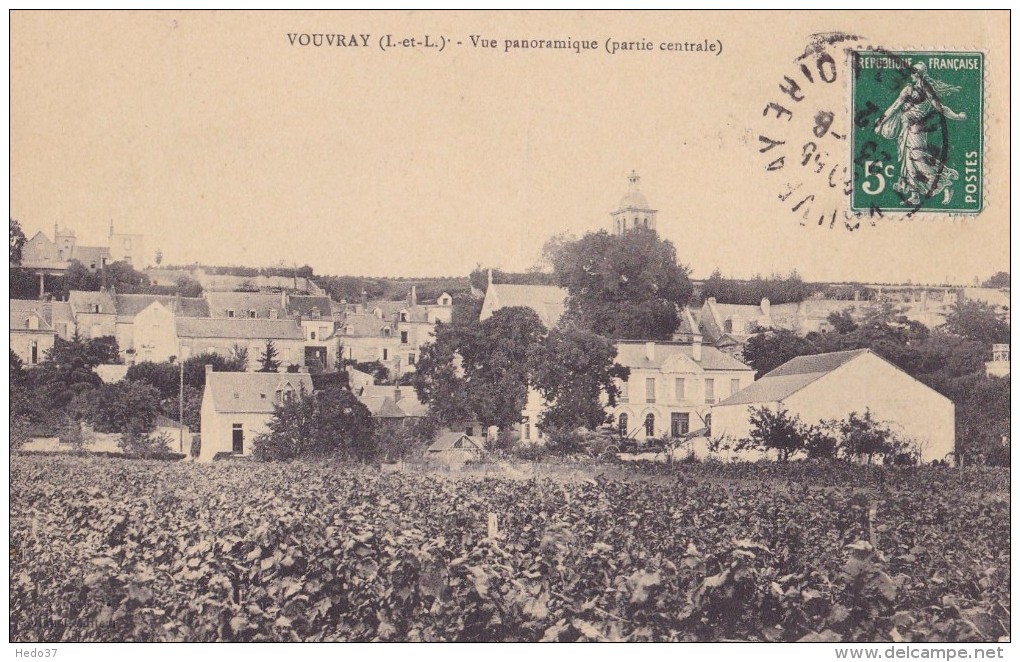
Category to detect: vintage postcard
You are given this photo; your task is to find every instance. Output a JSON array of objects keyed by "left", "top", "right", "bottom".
[{"left": 8, "top": 10, "right": 1011, "bottom": 654}]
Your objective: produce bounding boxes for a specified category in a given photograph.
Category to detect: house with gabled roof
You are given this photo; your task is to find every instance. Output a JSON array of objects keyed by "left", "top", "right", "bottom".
[
  {"left": 198, "top": 366, "right": 314, "bottom": 460},
  {"left": 711, "top": 349, "right": 955, "bottom": 463},
  {"left": 10, "top": 300, "right": 58, "bottom": 365},
  {"left": 609, "top": 339, "right": 755, "bottom": 441},
  {"left": 698, "top": 297, "right": 775, "bottom": 358}
]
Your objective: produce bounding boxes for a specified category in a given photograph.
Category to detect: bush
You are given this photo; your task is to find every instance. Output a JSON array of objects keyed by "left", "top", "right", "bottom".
[
  {"left": 119, "top": 430, "right": 173, "bottom": 458},
  {"left": 251, "top": 386, "right": 374, "bottom": 462}
]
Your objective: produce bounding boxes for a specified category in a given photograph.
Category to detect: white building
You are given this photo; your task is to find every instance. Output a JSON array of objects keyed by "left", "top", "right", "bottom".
[
  {"left": 711, "top": 349, "right": 955, "bottom": 463},
  {"left": 610, "top": 340, "right": 755, "bottom": 439},
  {"left": 198, "top": 367, "right": 313, "bottom": 461}
]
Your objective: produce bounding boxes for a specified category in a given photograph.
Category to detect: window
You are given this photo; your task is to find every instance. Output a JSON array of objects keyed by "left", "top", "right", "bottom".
[
  {"left": 30, "top": 341, "right": 38, "bottom": 365},
  {"left": 27, "top": 316, "right": 38, "bottom": 330},
  {"left": 310, "top": 331, "right": 316, "bottom": 340},
  {"left": 671, "top": 412, "right": 690, "bottom": 438},
  {"left": 232, "top": 424, "right": 244, "bottom": 454},
  {"left": 465, "top": 426, "right": 474, "bottom": 437},
  {"left": 92, "top": 304, "right": 101, "bottom": 313},
  {"left": 644, "top": 414, "right": 655, "bottom": 438},
  {"left": 269, "top": 309, "right": 278, "bottom": 320},
  {"left": 730, "top": 379, "right": 741, "bottom": 396},
  {"left": 619, "top": 379, "right": 629, "bottom": 402},
  {"left": 618, "top": 413, "right": 629, "bottom": 437},
  {"left": 723, "top": 318, "right": 733, "bottom": 333},
  {"left": 227, "top": 309, "right": 235, "bottom": 318},
  {"left": 400, "top": 312, "right": 408, "bottom": 322},
  {"left": 645, "top": 377, "right": 656, "bottom": 403},
  {"left": 408, "top": 353, "right": 416, "bottom": 365},
  {"left": 382, "top": 348, "right": 388, "bottom": 361},
  {"left": 311, "top": 308, "right": 321, "bottom": 319},
  {"left": 249, "top": 309, "right": 258, "bottom": 319},
  {"left": 705, "top": 378, "right": 715, "bottom": 403},
  {"left": 522, "top": 416, "right": 531, "bottom": 441},
  {"left": 383, "top": 327, "right": 391, "bottom": 337},
  {"left": 674, "top": 378, "right": 685, "bottom": 401},
  {"left": 400, "top": 331, "right": 409, "bottom": 344}
]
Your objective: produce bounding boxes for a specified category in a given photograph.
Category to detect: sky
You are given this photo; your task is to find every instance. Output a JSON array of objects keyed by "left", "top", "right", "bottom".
[{"left": 10, "top": 11, "right": 1010, "bottom": 285}]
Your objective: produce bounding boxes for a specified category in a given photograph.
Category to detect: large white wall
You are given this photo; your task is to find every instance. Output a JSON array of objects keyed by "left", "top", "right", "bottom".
[{"left": 711, "top": 353, "right": 955, "bottom": 463}]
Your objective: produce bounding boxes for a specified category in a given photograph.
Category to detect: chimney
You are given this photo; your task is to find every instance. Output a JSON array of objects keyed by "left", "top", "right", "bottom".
[
  {"left": 707, "top": 297, "right": 717, "bottom": 305},
  {"left": 487, "top": 268, "right": 493, "bottom": 287},
  {"left": 410, "top": 285, "right": 417, "bottom": 307},
  {"left": 281, "top": 290, "right": 288, "bottom": 312},
  {"left": 53, "top": 222, "right": 57, "bottom": 240},
  {"left": 175, "top": 291, "right": 182, "bottom": 314},
  {"left": 691, "top": 337, "right": 702, "bottom": 362},
  {"left": 205, "top": 364, "right": 214, "bottom": 374},
  {"left": 394, "top": 386, "right": 402, "bottom": 402},
  {"left": 361, "top": 289, "right": 368, "bottom": 307},
  {"left": 645, "top": 341, "right": 656, "bottom": 362},
  {"left": 41, "top": 301, "right": 52, "bottom": 325},
  {"left": 760, "top": 297, "right": 771, "bottom": 315}
]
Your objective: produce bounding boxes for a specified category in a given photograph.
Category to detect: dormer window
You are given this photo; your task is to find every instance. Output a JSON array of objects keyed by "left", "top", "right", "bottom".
[
  {"left": 227, "top": 309, "right": 235, "bottom": 318},
  {"left": 26, "top": 317, "right": 38, "bottom": 330},
  {"left": 383, "top": 327, "right": 391, "bottom": 337},
  {"left": 269, "top": 309, "right": 278, "bottom": 320},
  {"left": 311, "top": 307, "right": 321, "bottom": 319},
  {"left": 400, "top": 312, "right": 408, "bottom": 322},
  {"left": 92, "top": 304, "right": 101, "bottom": 313},
  {"left": 249, "top": 309, "right": 258, "bottom": 319}
]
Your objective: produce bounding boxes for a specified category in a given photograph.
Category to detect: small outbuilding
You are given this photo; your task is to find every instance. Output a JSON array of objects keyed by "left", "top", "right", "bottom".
[
  {"left": 427, "top": 432, "right": 485, "bottom": 466},
  {"left": 711, "top": 349, "right": 955, "bottom": 463}
]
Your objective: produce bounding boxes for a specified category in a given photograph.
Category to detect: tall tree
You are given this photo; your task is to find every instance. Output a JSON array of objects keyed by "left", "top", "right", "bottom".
[
  {"left": 528, "top": 327, "right": 629, "bottom": 431},
  {"left": 741, "top": 329, "right": 817, "bottom": 378},
  {"left": 252, "top": 385, "right": 374, "bottom": 461},
  {"left": 412, "top": 307, "right": 546, "bottom": 430},
  {"left": 258, "top": 340, "right": 281, "bottom": 373},
  {"left": 552, "top": 228, "right": 693, "bottom": 340},
  {"left": 10, "top": 218, "right": 26, "bottom": 265},
  {"left": 940, "top": 298, "right": 1010, "bottom": 346},
  {"left": 981, "top": 271, "right": 1010, "bottom": 288}
]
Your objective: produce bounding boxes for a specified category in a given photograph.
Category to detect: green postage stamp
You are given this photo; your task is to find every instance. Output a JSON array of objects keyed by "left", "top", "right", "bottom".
[{"left": 850, "top": 50, "right": 983, "bottom": 213}]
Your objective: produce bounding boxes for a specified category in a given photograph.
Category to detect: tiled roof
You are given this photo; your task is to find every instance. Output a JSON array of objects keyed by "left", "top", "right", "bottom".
[
  {"left": 176, "top": 318, "right": 304, "bottom": 339},
  {"left": 613, "top": 341, "right": 753, "bottom": 372},
  {"left": 206, "top": 372, "right": 313, "bottom": 414},
  {"left": 354, "top": 384, "right": 427, "bottom": 418},
  {"left": 287, "top": 295, "right": 335, "bottom": 318},
  {"left": 716, "top": 349, "right": 869, "bottom": 406},
  {"left": 343, "top": 312, "right": 393, "bottom": 337},
  {"left": 68, "top": 290, "right": 116, "bottom": 315},
  {"left": 114, "top": 294, "right": 209, "bottom": 317},
  {"left": 429, "top": 432, "right": 484, "bottom": 453},
  {"left": 70, "top": 245, "right": 111, "bottom": 266},
  {"left": 488, "top": 284, "right": 568, "bottom": 328},
  {"left": 206, "top": 292, "right": 286, "bottom": 320},
  {"left": 10, "top": 300, "right": 55, "bottom": 331},
  {"left": 766, "top": 349, "right": 868, "bottom": 377}
]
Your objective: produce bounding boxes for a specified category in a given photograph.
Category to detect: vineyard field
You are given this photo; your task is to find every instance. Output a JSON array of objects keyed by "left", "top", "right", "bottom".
[{"left": 9, "top": 456, "right": 1010, "bottom": 642}]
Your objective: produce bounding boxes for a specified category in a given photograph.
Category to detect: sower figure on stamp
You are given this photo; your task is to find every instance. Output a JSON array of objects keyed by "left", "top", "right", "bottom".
[{"left": 873, "top": 62, "right": 967, "bottom": 206}]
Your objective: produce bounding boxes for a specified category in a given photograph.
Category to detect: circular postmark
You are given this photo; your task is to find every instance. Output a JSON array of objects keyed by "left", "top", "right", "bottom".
[
  {"left": 756, "top": 34, "right": 965, "bottom": 229},
  {"left": 757, "top": 32, "right": 869, "bottom": 230}
]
